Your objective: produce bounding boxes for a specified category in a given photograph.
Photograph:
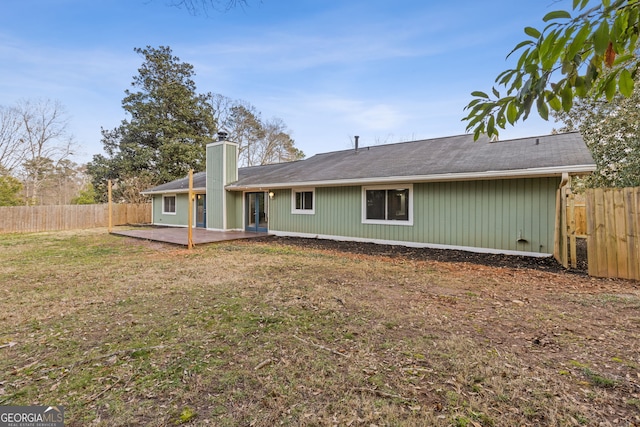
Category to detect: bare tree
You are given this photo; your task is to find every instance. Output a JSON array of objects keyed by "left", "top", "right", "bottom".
[
  {"left": 18, "top": 99, "right": 74, "bottom": 162},
  {"left": 0, "top": 105, "right": 27, "bottom": 174},
  {"left": 166, "top": 0, "right": 249, "bottom": 15},
  {"left": 117, "top": 174, "right": 155, "bottom": 204},
  {"left": 209, "top": 93, "right": 236, "bottom": 132},
  {"left": 15, "top": 99, "right": 76, "bottom": 205},
  {"left": 0, "top": 99, "right": 81, "bottom": 205},
  {"left": 210, "top": 94, "right": 303, "bottom": 167},
  {"left": 254, "top": 118, "right": 302, "bottom": 165}
]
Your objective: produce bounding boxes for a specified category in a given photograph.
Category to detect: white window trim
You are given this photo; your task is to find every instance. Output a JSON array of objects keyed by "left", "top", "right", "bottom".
[
  {"left": 362, "top": 184, "right": 413, "bottom": 226},
  {"left": 162, "top": 194, "right": 177, "bottom": 215},
  {"left": 291, "top": 188, "right": 315, "bottom": 215}
]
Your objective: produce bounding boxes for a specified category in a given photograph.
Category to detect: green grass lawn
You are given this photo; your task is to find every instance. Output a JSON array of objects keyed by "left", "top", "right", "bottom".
[{"left": 0, "top": 229, "right": 638, "bottom": 426}]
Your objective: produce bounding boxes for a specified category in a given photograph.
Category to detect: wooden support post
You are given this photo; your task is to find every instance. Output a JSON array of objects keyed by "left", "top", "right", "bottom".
[
  {"left": 568, "top": 190, "right": 577, "bottom": 269},
  {"left": 187, "top": 170, "right": 194, "bottom": 250},
  {"left": 560, "top": 186, "right": 568, "bottom": 268},
  {"left": 108, "top": 179, "right": 113, "bottom": 233},
  {"left": 554, "top": 189, "right": 562, "bottom": 263}
]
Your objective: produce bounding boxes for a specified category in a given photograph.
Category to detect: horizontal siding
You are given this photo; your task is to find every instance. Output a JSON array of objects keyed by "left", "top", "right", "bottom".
[{"left": 269, "top": 178, "right": 559, "bottom": 254}]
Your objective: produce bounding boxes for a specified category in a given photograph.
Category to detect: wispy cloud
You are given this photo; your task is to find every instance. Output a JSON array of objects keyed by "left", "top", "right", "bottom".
[
  {"left": 187, "top": 6, "right": 455, "bottom": 74},
  {"left": 0, "top": 33, "right": 135, "bottom": 99},
  {"left": 1, "top": 0, "right": 560, "bottom": 162},
  {"left": 304, "top": 95, "right": 407, "bottom": 131}
]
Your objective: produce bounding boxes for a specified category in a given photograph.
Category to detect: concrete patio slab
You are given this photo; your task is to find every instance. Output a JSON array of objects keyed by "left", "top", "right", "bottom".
[{"left": 111, "top": 227, "right": 269, "bottom": 246}]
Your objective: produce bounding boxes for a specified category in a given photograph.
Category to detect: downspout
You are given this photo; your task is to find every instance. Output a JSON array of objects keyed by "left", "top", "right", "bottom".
[
  {"left": 559, "top": 172, "right": 569, "bottom": 189},
  {"left": 554, "top": 172, "right": 570, "bottom": 267}
]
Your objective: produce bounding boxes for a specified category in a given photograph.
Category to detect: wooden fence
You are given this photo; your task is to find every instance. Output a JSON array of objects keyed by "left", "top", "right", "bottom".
[
  {"left": 0, "top": 203, "right": 151, "bottom": 234},
  {"left": 555, "top": 180, "right": 581, "bottom": 269},
  {"left": 574, "top": 203, "right": 587, "bottom": 237},
  {"left": 586, "top": 187, "right": 640, "bottom": 280}
]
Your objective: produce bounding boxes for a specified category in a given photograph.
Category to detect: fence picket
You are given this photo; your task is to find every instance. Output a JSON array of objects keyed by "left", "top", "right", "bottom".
[
  {"left": 624, "top": 188, "right": 640, "bottom": 279},
  {"left": 0, "top": 204, "right": 151, "bottom": 233},
  {"left": 586, "top": 187, "right": 640, "bottom": 280}
]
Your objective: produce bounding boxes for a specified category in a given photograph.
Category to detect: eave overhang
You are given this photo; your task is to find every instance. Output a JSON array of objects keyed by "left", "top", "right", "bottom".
[
  {"left": 141, "top": 187, "right": 206, "bottom": 196},
  {"left": 224, "top": 164, "right": 596, "bottom": 191}
]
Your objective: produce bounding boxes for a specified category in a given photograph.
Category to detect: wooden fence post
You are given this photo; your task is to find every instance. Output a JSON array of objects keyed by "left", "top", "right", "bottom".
[
  {"left": 187, "top": 170, "right": 194, "bottom": 250},
  {"left": 108, "top": 180, "right": 113, "bottom": 233},
  {"left": 568, "top": 191, "right": 577, "bottom": 269},
  {"left": 627, "top": 189, "right": 638, "bottom": 278},
  {"left": 554, "top": 173, "right": 570, "bottom": 268}
]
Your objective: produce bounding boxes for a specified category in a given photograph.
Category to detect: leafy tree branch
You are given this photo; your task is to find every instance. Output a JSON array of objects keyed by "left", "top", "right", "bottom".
[
  {"left": 553, "top": 73, "right": 640, "bottom": 187},
  {"left": 464, "top": 0, "right": 640, "bottom": 139}
]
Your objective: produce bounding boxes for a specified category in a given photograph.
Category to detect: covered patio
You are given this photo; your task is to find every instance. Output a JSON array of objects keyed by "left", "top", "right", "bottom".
[{"left": 111, "top": 227, "right": 270, "bottom": 246}]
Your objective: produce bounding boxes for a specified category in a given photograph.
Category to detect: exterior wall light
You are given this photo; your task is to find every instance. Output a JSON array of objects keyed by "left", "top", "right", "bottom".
[{"left": 268, "top": 191, "right": 275, "bottom": 199}]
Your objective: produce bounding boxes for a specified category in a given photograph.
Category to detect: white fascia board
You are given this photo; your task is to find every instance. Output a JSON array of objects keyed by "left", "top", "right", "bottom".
[
  {"left": 141, "top": 187, "right": 206, "bottom": 195},
  {"left": 226, "top": 164, "right": 596, "bottom": 191}
]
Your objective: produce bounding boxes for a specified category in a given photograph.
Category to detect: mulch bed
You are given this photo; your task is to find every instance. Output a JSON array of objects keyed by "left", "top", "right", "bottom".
[{"left": 261, "top": 236, "right": 589, "bottom": 275}]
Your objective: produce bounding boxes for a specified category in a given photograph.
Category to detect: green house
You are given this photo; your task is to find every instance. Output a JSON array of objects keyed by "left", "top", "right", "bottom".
[{"left": 141, "top": 132, "right": 595, "bottom": 256}]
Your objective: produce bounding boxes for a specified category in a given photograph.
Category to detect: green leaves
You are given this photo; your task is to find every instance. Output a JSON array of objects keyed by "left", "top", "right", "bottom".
[
  {"left": 543, "top": 10, "right": 572, "bottom": 22},
  {"left": 619, "top": 69, "right": 635, "bottom": 96},
  {"left": 593, "top": 20, "right": 610, "bottom": 55},
  {"left": 506, "top": 101, "right": 518, "bottom": 125},
  {"left": 561, "top": 84, "right": 574, "bottom": 112},
  {"left": 573, "top": 0, "right": 591, "bottom": 9},
  {"left": 464, "top": 0, "right": 640, "bottom": 141},
  {"left": 547, "top": 91, "right": 563, "bottom": 112},
  {"left": 536, "top": 95, "right": 549, "bottom": 120},
  {"left": 556, "top": 69, "right": 640, "bottom": 188},
  {"left": 471, "top": 91, "right": 489, "bottom": 99},
  {"left": 0, "top": 175, "right": 24, "bottom": 206},
  {"left": 525, "top": 26, "right": 541, "bottom": 38},
  {"left": 566, "top": 23, "right": 592, "bottom": 59},
  {"left": 605, "top": 75, "right": 618, "bottom": 100}
]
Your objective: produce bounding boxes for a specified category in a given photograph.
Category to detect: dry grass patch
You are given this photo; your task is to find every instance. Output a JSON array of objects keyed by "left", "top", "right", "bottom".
[{"left": 0, "top": 229, "right": 639, "bottom": 426}]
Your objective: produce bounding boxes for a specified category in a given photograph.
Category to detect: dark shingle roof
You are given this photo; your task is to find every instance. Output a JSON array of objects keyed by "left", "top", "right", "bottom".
[
  {"left": 142, "top": 171, "right": 206, "bottom": 194},
  {"left": 142, "top": 132, "right": 595, "bottom": 193},
  {"left": 229, "top": 132, "right": 594, "bottom": 189}
]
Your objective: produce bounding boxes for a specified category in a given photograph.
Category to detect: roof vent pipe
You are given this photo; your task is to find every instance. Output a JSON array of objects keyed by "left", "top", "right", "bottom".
[{"left": 354, "top": 135, "right": 359, "bottom": 152}]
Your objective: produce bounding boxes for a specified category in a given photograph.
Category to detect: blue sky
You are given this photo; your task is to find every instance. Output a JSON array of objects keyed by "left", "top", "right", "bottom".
[{"left": 1, "top": 0, "right": 570, "bottom": 164}]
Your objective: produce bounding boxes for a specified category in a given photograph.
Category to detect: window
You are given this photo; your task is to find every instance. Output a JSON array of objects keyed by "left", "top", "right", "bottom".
[
  {"left": 163, "top": 195, "right": 176, "bottom": 214},
  {"left": 292, "top": 189, "right": 314, "bottom": 214},
  {"left": 362, "top": 185, "right": 412, "bottom": 225}
]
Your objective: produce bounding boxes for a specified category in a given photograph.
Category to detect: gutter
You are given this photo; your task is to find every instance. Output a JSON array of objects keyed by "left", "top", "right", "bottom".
[{"left": 141, "top": 187, "right": 206, "bottom": 196}]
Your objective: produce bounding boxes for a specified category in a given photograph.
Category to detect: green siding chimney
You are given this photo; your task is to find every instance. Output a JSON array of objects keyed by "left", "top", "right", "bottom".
[{"left": 206, "top": 140, "right": 238, "bottom": 230}]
